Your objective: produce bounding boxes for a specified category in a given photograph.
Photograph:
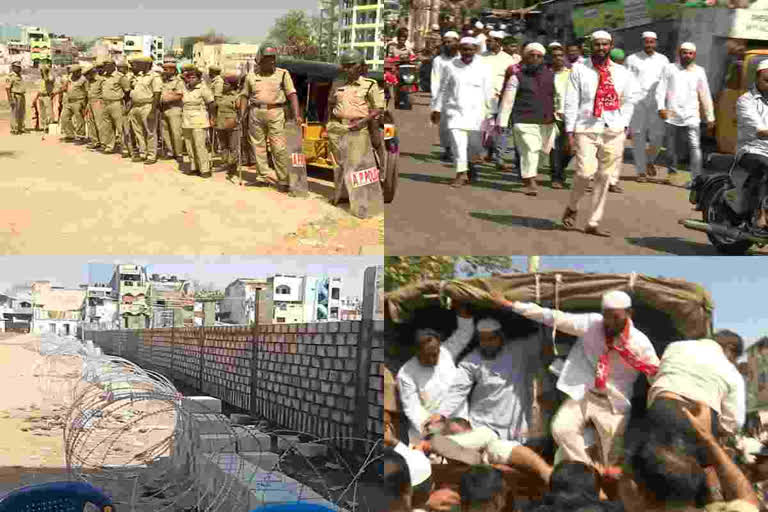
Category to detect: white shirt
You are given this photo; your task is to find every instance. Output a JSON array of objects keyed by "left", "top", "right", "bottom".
[
  {"left": 430, "top": 53, "right": 457, "bottom": 110},
  {"left": 648, "top": 338, "right": 745, "bottom": 435},
  {"left": 507, "top": 301, "right": 660, "bottom": 414},
  {"left": 564, "top": 59, "right": 638, "bottom": 134},
  {"left": 481, "top": 49, "right": 517, "bottom": 113},
  {"left": 396, "top": 315, "right": 475, "bottom": 445},
  {"left": 393, "top": 442, "right": 432, "bottom": 486},
  {"left": 737, "top": 87, "right": 768, "bottom": 159},
  {"left": 656, "top": 62, "right": 715, "bottom": 127},
  {"left": 433, "top": 56, "right": 494, "bottom": 131},
  {"left": 439, "top": 333, "right": 541, "bottom": 442},
  {"left": 625, "top": 51, "right": 670, "bottom": 107},
  {"left": 476, "top": 33, "right": 488, "bottom": 54}
]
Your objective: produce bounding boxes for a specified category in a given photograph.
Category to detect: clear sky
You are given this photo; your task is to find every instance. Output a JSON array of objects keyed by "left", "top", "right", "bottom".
[
  {"left": 2, "top": 1, "right": 321, "bottom": 43},
  {"left": 454, "top": 256, "right": 768, "bottom": 348},
  {"left": 0, "top": 256, "right": 381, "bottom": 299}
]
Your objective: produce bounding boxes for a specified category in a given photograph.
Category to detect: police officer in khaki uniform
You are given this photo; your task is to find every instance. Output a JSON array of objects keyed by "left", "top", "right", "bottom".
[
  {"left": 59, "top": 63, "right": 88, "bottom": 142},
  {"left": 238, "top": 43, "right": 303, "bottom": 192},
  {"left": 83, "top": 62, "right": 105, "bottom": 149},
  {"left": 327, "top": 49, "right": 386, "bottom": 204},
  {"left": 209, "top": 64, "right": 224, "bottom": 154},
  {"left": 35, "top": 58, "right": 56, "bottom": 136},
  {"left": 5, "top": 61, "right": 26, "bottom": 134},
  {"left": 128, "top": 55, "right": 162, "bottom": 164},
  {"left": 100, "top": 60, "right": 126, "bottom": 154},
  {"left": 181, "top": 63, "right": 217, "bottom": 177},
  {"left": 216, "top": 71, "right": 242, "bottom": 181},
  {"left": 160, "top": 60, "right": 185, "bottom": 162},
  {"left": 117, "top": 59, "right": 138, "bottom": 158}
]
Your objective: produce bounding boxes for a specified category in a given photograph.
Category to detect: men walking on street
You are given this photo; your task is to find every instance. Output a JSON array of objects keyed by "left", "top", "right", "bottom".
[
  {"left": 549, "top": 42, "right": 572, "bottom": 189},
  {"left": 128, "top": 55, "right": 162, "bottom": 164},
  {"left": 59, "top": 64, "right": 88, "bottom": 143},
  {"left": 431, "top": 37, "right": 493, "bottom": 188},
  {"left": 5, "top": 61, "right": 26, "bottom": 135},
  {"left": 100, "top": 60, "right": 126, "bottom": 155},
  {"left": 656, "top": 41, "right": 715, "bottom": 188},
  {"left": 474, "top": 21, "right": 488, "bottom": 54},
  {"left": 84, "top": 62, "right": 105, "bottom": 150},
  {"left": 562, "top": 30, "right": 638, "bottom": 237},
  {"left": 498, "top": 42, "right": 556, "bottom": 196},
  {"left": 625, "top": 32, "right": 670, "bottom": 183},
  {"left": 431, "top": 30, "right": 460, "bottom": 163},
  {"left": 239, "top": 43, "right": 302, "bottom": 192},
  {"left": 159, "top": 60, "right": 185, "bottom": 162},
  {"left": 482, "top": 30, "right": 518, "bottom": 172}
]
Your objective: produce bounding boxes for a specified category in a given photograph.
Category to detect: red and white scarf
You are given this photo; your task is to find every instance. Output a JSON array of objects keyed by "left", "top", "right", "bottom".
[
  {"left": 595, "top": 319, "right": 659, "bottom": 390},
  {"left": 592, "top": 57, "right": 621, "bottom": 118}
]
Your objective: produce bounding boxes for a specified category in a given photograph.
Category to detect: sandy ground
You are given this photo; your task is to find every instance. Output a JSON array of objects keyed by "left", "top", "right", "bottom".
[{"left": 0, "top": 79, "right": 382, "bottom": 255}]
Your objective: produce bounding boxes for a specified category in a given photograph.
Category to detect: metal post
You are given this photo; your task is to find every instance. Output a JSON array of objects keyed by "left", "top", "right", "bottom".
[
  {"left": 197, "top": 310, "right": 205, "bottom": 391},
  {"left": 249, "top": 288, "right": 262, "bottom": 418},
  {"left": 353, "top": 267, "right": 377, "bottom": 452}
]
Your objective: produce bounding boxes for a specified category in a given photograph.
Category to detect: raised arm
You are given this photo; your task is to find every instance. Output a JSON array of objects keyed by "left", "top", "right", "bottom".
[
  {"left": 442, "top": 312, "right": 475, "bottom": 362},
  {"left": 721, "top": 370, "right": 747, "bottom": 435},
  {"left": 494, "top": 298, "right": 599, "bottom": 337}
]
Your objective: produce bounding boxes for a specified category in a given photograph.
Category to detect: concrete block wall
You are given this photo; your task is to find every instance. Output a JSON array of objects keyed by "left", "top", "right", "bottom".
[
  {"left": 199, "top": 326, "right": 252, "bottom": 412},
  {"left": 368, "top": 320, "right": 385, "bottom": 437}
]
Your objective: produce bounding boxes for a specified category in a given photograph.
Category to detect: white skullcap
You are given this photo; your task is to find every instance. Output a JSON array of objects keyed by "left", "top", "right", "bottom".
[
  {"left": 642, "top": 31, "right": 657, "bottom": 40},
  {"left": 591, "top": 30, "right": 612, "bottom": 41},
  {"left": 443, "top": 31, "right": 460, "bottom": 40},
  {"left": 475, "top": 21, "right": 484, "bottom": 29},
  {"left": 601, "top": 290, "right": 632, "bottom": 310},
  {"left": 680, "top": 41, "right": 696, "bottom": 51},
  {"left": 524, "top": 42, "right": 546, "bottom": 55},
  {"left": 500, "top": 24, "right": 507, "bottom": 29},
  {"left": 460, "top": 36, "right": 477, "bottom": 46},
  {"left": 394, "top": 443, "right": 432, "bottom": 487},
  {"left": 432, "top": 23, "right": 440, "bottom": 30},
  {"left": 486, "top": 23, "right": 495, "bottom": 29},
  {"left": 489, "top": 30, "right": 505, "bottom": 39},
  {"left": 477, "top": 318, "right": 502, "bottom": 332},
  {"left": 548, "top": 41, "right": 563, "bottom": 48},
  {"left": 757, "top": 60, "right": 768, "bottom": 73}
]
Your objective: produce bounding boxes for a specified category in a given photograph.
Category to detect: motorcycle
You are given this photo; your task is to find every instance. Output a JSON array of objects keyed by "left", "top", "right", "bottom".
[
  {"left": 680, "top": 153, "right": 768, "bottom": 254},
  {"left": 385, "top": 55, "right": 418, "bottom": 110}
]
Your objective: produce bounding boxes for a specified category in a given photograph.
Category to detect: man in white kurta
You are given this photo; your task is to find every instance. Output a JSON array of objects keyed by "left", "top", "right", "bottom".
[
  {"left": 431, "top": 36, "right": 494, "bottom": 188},
  {"left": 474, "top": 21, "right": 488, "bottom": 54},
  {"left": 431, "top": 31, "right": 460, "bottom": 162},
  {"left": 396, "top": 307, "right": 476, "bottom": 446},
  {"left": 562, "top": 30, "right": 638, "bottom": 237},
  {"left": 495, "top": 290, "right": 660, "bottom": 470},
  {"left": 625, "top": 31, "right": 670, "bottom": 182},
  {"left": 482, "top": 30, "right": 518, "bottom": 169},
  {"left": 656, "top": 41, "right": 715, "bottom": 188},
  {"left": 438, "top": 318, "right": 541, "bottom": 443}
]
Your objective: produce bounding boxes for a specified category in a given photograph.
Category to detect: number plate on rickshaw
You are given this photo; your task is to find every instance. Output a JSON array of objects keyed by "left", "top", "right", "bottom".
[{"left": 351, "top": 167, "right": 380, "bottom": 188}]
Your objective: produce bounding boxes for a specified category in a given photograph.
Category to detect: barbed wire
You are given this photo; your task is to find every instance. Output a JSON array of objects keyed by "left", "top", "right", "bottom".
[{"left": 31, "top": 333, "right": 382, "bottom": 512}]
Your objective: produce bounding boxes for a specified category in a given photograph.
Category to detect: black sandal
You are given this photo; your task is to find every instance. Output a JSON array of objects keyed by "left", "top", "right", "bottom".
[{"left": 562, "top": 207, "right": 577, "bottom": 229}]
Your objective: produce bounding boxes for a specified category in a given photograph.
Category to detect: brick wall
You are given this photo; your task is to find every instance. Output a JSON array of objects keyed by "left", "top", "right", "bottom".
[{"left": 86, "top": 319, "right": 385, "bottom": 449}]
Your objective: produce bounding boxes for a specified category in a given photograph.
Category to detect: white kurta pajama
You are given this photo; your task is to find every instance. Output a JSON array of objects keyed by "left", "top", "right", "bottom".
[
  {"left": 431, "top": 52, "right": 458, "bottom": 152},
  {"left": 625, "top": 51, "right": 670, "bottom": 175},
  {"left": 438, "top": 333, "right": 542, "bottom": 443},
  {"left": 564, "top": 59, "right": 638, "bottom": 228},
  {"left": 505, "top": 301, "right": 660, "bottom": 466},
  {"left": 396, "top": 315, "right": 475, "bottom": 445},
  {"left": 433, "top": 57, "right": 494, "bottom": 175}
]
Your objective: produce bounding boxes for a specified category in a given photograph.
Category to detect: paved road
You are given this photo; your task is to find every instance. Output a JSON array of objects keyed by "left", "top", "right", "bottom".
[
  {"left": 385, "top": 94, "right": 767, "bottom": 255},
  {"left": 0, "top": 111, "right": 382, "bottom": 255}
]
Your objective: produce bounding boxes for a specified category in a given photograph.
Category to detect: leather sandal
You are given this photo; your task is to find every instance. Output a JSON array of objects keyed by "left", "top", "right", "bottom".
[{"left": 562, "top": 207, "right": 578, "bottom": 229}]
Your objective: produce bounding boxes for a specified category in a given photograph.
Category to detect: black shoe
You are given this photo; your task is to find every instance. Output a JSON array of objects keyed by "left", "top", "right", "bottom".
[
  {"left": 277, "top": 184, "right": 290, "bottom": 193},
  {"left": 131, "top": 156, "right": 144, "bottom": 162},
  {"left": 144, "top": 159, "right": 157, "bottom": 165}
]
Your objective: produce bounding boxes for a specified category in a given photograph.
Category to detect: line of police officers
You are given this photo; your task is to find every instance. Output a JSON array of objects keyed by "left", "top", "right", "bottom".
[{"left": 6, "top": 45, "right": 386, "bottom": 198}]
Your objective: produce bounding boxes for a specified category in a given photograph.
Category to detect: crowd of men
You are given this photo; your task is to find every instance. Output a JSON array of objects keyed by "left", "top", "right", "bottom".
[
  {"left": 4, "top": 45, "right": 389, "bottom": 202},
  {"left": 385, "top": 291, "right": 767, "bottom": 512},
  {"left": 424, "top": 23, "right": 739, "bottom": 237}
]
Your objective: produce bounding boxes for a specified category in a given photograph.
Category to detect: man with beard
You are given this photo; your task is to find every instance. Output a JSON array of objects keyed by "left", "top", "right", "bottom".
[
  {"left": 482, "top": 30, "right": 518, "bottom": 172},
  {"left": 566, "top": 41, "right": 586, "bottom": 67},
  {"left": 431, "top": 37, "right": 494, "bottom": 188},
  {"left": 656, "top": 41, "right": 715, "bottom": 188},
  {"left": 562, "top": 30, "right": 638, "bottom": 237},
  {"left": 497, "top": 42, "right": 556, "bottom": 196},
  {"left": 494, "top": 290, "right": 660, "bottom": 475},
  {"left": 396, "top": 302, "right": 476, "bottom": 446},
  {"left": 431, "top": 30, "right": 460, "bottom": 163},
  {"left": 625, "top": 32, "right": 670, "bottom": 184}
]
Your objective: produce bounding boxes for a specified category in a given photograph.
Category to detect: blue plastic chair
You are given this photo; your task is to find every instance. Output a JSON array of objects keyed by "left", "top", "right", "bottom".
[
  {"left": 250, "top": 505, "right": 338, "bottom": 512},
  {"left": 0, "top": 481, "right": 114, "bottom": 512}
]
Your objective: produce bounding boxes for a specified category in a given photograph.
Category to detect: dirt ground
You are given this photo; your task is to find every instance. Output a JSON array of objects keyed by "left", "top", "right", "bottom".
[{"left": 0, "top": 78, "right": 382, "bottom": 255}]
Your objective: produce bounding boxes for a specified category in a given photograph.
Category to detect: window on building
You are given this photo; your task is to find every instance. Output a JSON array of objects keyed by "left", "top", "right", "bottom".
[
  {"left": 342, "top": 31, "right": 351, "bottom": 44},
  {"left": 276, "top": 285, "right": 291, "bottom": 295},
  {"left": 276, "top": 317, "right": 286, "bottom": 323},
  {"left": 330, "top": 307, "right": 339, "bottom": 318},
  {"left": 331, "top": 288, "right": 340, "bottom": 300}
]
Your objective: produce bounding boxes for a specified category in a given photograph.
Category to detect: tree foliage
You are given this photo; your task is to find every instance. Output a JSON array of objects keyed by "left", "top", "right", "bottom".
[
  {"left": 384, "top": 256, "right": 517, "bottom": 292},
  {"left": 310, "top": 0, "right": 340, "bottom": 62},
  {"left": 266, "top": 9, "right": 321, "bottom": 59}
]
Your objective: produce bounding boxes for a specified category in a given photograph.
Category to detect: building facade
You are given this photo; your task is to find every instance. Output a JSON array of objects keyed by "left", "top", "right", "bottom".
[
  {"left": 192, "top": 42, "right": 261, "bottom": 75},
  {"left": 81, "top": 283, "right": 118, "bottom": 331},
  {"left": 0, "top": 293, "right": 33, "bottom": 333},
  {"left": 148, "top": 274, "right": 195, "bottom": 328},
  {"left": 110, "top": 265, "right": 151, "bottom": 330},
  {"left": 194, "top": 293, "right": 221, "bottom": 327},
  {"left": 122, "top": 34, "right": 164, "bottom": 66},
  {"left": 338, "top": 0, "right": 388, "bottom": 71},
  {"left": 220, "top": 278, "right": 271, "bottom": 326},
  {"left": 30, "top": 281, "right": 85, "bottom": 336},
  {"left": 268, "top": 275, "right": 305, "bottom": 324}
]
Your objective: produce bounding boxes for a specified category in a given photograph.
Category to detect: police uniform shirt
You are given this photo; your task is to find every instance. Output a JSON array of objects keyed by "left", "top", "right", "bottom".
[
  {"left": 211, "top": 75, "right": 225, "bottom": 98},
  {"left": 130, "top": 71, "right": 162, "bottom": 104},
  {"left": 101, "top": 71, "right": 125, "bottom": 101},
  {"left": 182, "top": 82, "right": 214, "bottom": 129},
  {"left": 6, "top": 71, "right": 24, "bottom": 95},
  {"left": 87, "top": 74, "right": 105, "bottom": 100},
  {"left": 161, "top": 75, "right": 185, "bottom": 107},
  {"left": 39, "top": 68, "right": 55, "bottom": 96},
  {"left": 66, "top": 75, "right": 88, "bottom": 101},
  {"left": 331, "top": 76, "right": 385, "bottom": 120},
  {"left": 243, "top": 67, "right": 296, "bottom": 105},
  {"left": 215, "top": 89, "right": 240, "bottom": 129}
]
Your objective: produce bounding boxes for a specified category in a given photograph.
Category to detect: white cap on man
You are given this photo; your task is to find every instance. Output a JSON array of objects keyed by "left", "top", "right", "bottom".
[
  {"left": 477, "top": 318, "right": 502, "bottom": 332},
  {"left": 591, "top": 30, "right": 612, "bottom": 41},
  {"left": 548, "top": 41, "right": 563, "bottom": 49},
  {"left": 475, "top": 21, "right": 484, "bottom": 29},
  {"left": 489, "top": 30, "right": 505, "bottom": 39},
  {"left": 432, "top": 23, "right": 440, "bottom": 31},
  {"left": 602, "top": 290, "right": 632, "bottom": 310},
  {"left": 757, "top": 60, "right": 768, "bottom": 74},
  {"left": 641, "top": 31, "right": 658, "bottom": 40},
  {"left": 523, "top": 42, "right": 546, "bottom": 55},
  {"left": 680, "top": 41, "right": 697, "bottom": 51},
  {"left": 443, "top": 31, "right": 460, "bottom": 40},
  {"left": 460, "top": 36, "right": 478, "bottom": 46}
]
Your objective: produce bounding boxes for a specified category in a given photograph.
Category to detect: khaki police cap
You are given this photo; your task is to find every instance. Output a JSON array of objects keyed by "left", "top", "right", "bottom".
[
  {"left": 260, "top": 43, "right": 278, "bottom": 57},
  {"left": 162, "top": 60, "right": 177, "bottom": 68},
  {"left": 223, "top": 72, "right": 240, "bottom": 84},
  {"left": 339, "top": 49, "right": 364, "bottom": 65},
  {"left": 81, "top": 63, "right": 94, "bottom": 74},
  {"left": 11, "top": 61, "right": 21, "bottom": 67},
  {"left": 181, "top": 63, "right": 197, "bottom": 72},
  {"left": 70, "top": 64, "right": 82, "bottom": 72},
  {"left": 208, "top": 64, "right": 221, "bottom": 73}
]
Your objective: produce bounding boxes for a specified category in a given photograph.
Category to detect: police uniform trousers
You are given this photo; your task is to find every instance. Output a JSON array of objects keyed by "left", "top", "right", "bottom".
[
  {"left": 129, "top": 102, "right": 158, "bottom": 160},
  {"left": 10, "top": 92, "right": 26, "bottom": 133},
  {"left": 123, "top": 103, "right": 137, "bottom": 156},
  {"left": 327, "top": 120, "right": 372, "bottom": 202},
  {"left": 85, "top": 99, "right": 104, "bottom": 146},
  {"left": 217, "top": 125, "right": 241, "bottom": 171},
  {"left": 160, "top": 105, "right": 184, "bottom": 158},
  {"left": 39, "top": 94, "right": 53, "bottom": 130},
  {"left": 100, "top": 99, "right": 124, "bottom": 152},
  {"left": 61, "top": 98, "right": 85, "bottom": 138},
  {"left": 183, "top": 128, "right": 211, "bottom": 173},
  {"left": 247, "top": 106, "right": 289, "bottom": 185}
]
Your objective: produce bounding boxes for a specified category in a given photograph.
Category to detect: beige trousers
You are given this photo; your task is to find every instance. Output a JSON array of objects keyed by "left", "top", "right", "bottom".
[
  {"left": 447, "top": 426, "right": 521, "bottom": 464},
  {"left": 552, "top": 391, "right": 629, "bottom": 466},
  {"left": 183, "top": 127, "right": 210, "bottom": 173},
  {"left": 568, "top": 129, "right": 626, "bottom": 227},
  {"left": 129, "top": 103, "right": 158, "bottom": 160},
  {"left": 514, "top": 123, "right": 555, "bottom": 179}
]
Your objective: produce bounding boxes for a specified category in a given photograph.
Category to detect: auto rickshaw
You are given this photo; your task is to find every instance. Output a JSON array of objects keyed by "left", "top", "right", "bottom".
[
  {"left": 274, "top": 57, "right": 400, "bottom": 203},
  {"left": 716, "top": 49, "right": 768, "bottom": 154}
]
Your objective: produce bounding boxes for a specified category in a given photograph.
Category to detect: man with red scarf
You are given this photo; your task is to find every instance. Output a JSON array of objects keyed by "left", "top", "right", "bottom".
[
  {"left": 562, "top": 30, "right": 639, "bottom": 237},
  {"left": 493, "top": 290, "right": 660, "bottom": 475}
]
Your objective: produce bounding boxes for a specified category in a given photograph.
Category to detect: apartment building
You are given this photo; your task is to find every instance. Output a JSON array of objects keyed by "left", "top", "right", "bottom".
[{"left": 337, "top": 0, "right": 389, "bottom": 71}]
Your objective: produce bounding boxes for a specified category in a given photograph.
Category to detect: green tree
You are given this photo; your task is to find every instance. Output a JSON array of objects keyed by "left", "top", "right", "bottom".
[
  {"left": 266, "top": 10, "right": 319, "bottom": 59},
  {"left": 384, "top": 256, "right": 517, "bottom": 291},
  {"left": 310, "top": 0, "right": 340, "bottom": 61}
]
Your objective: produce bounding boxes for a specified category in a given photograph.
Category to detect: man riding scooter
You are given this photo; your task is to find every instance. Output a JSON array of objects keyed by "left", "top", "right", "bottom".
[{"left": 735, "top": 59, "right": 768, "bottom": 235}]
